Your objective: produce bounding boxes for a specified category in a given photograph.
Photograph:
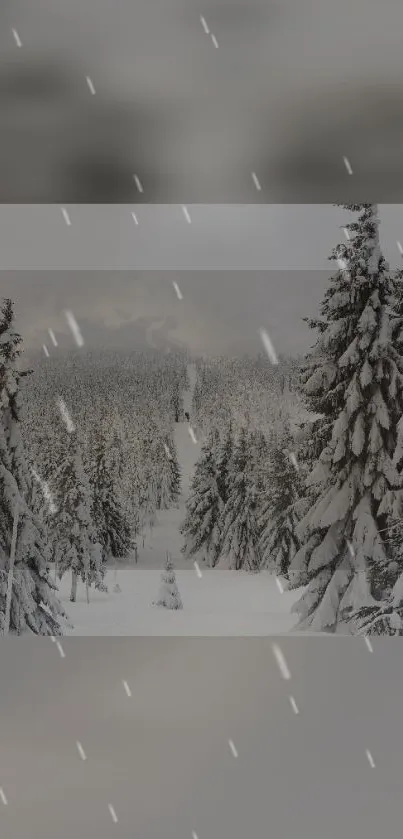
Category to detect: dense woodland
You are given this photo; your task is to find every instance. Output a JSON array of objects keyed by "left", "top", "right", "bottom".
[{"left": 2, "top": 204, "right": 403, "bottom": 634}]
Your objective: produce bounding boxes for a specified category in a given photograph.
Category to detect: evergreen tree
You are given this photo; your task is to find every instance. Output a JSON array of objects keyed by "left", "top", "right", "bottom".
[
  {"left": 288, "top": 205, "right": 403, "bottom": 632},
  {"left": 153, "top": 553, "right": 183, "bottom": 609},
  {"left": 248, "top": 428, "right": 271, "bottom": 522},
  {"left": 259, "top": 426, "right": 302, "bottom": 576},
  {"left": 138, "top": 421, "right": 159, "bottom": 530},
  {"left": 354, "top": 520, "right": 403, "bottom": 635},
  {"left": 220, "top": 427, "right": 262, "bottom": 570},
  {"left": 164, "top": 436, "right": 181, "bottom": 505},
  {"left": 172, "top": 373, "right": 183, "bottom": 423},
  {"left": 54, "top": 432, "right": 106, "bottom": 602},
  {"left": 180, "top": 429, "right": 223, "bottom": 567},
  {"left": 139, "top": 474, "right": 158, "bottom": 540},
  {"left": 355, "top": 390, "right": 403, "bottom": 635},
  {"left": 216, "top": 421, "right": 234, "bottom": 506},
  {"left": 155, "top": 436, "right": 177, "bottom": 510},
  {"left": 90, "top": 430, "right": 133, "bottom": 562},
  {"left": 191, "top": 373, "right": 202, "bottom": 423},
  {"left": 0, "top": 299, "right": 66, "bottom": 634}
]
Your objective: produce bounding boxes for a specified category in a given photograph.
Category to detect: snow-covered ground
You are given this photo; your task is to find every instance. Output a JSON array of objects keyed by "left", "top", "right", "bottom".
[
  {"left": 61, "top": 569, "right": 299, "bottom": 635},
  {"left": 60, "top": 363, "right": 301, "bottom": 635}
]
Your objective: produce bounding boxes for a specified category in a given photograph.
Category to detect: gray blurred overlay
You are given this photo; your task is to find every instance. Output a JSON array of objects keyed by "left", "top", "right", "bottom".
[
  {"left": 0, "top": 637, "right": 403, "bottom": 839},
  {"left": 1, "top": 0, "right": 403, "bottom": 202}
]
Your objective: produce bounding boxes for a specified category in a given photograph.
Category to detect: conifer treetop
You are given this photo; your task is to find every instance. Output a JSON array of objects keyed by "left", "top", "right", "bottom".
[{"left": 289, "top": 205, "right": 403, "bottom": 631}]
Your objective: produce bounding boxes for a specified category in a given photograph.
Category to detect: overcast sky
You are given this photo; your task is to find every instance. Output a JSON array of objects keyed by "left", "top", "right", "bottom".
[
  {"left": 0, "top": 270, "right": 331, "bottom": 359},
  {"left": 1, "top": 205, "right": 402, "bottom": 359}
]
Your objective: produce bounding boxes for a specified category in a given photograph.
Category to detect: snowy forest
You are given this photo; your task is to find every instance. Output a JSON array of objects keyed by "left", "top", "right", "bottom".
[{"left": 2, "top": 204, "right": 403, "bottom": 635}]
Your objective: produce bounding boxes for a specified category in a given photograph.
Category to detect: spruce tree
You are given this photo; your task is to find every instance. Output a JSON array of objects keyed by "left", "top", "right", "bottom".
[
  {"left": 216, "top": 422, "right": 234, "bottom": 506},
  {"left": 180, "top": 429, "right": 223, "bottom": 567},
  {"left": 260, "top": 426, "right": 302, "bottom": 576},
  {"left": 90, "top": 430, "right": 133, "bottom": 562},
  {"left": 153, "top": 553, "right": 183, "bottom": 610},
  {"left": 155, "top": 437, "right": 174, "bottom": 510},
  {"left": 54, "top": 431, "right": 106, "bottom": 602},
  {"left": 220, "top": 427, "right": 262, "bottom": 571},
  {"left": 355, "top": 388, "right": 403, "bottom": 635},
  {"left": 142, "top": 474, "right": 158, "bottom": 532},
  {"left": 288, "top": 205, "right": 403, "bottom": 632},
  {"left": 354, "top": 522, "right": 403, "bottom": 635},
  {"left": 138, "top": 422, "right": 159, "bottom": 533},
  {"left": 248, "top": 428, "right": 271, "bottom": 523},
  {"left": 167, "top": 437, "right": 181, "bottom": 504},
  {"left": 0, "top": 299, "right": 66, "bottom": 634}
]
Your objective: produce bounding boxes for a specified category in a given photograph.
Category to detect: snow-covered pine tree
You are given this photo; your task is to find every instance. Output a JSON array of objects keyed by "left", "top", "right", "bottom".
[
  {"left": 216, "top": 421, "right": 234, "bottom": 507},
  {"left": 137, "top": 419, "right": 159, "bottom": 534},
  {"left": 180, "top": 428, "right": 223, "bottom": 567},
  {"left": 288, "top": 205, "right": 403, "bottom": 632},
  {"left": 142, "top": 472, "right": 158, "bottom": 529},
  {"left": 353, "top": 519, "right": 403, "bottom": 635},
  {"left": 54, "top": 431, "right": 107, "bottom": 602},
  {"left": 153, "top": 552, "right": 183, "bottom": 609},
  {"left": 259, "top": 425, "right": 302, "bottom": 576},
  {"left": 354, "top": 329, "right": 403, "bottom": 635},
  {"left": 154, "top": 436, "right": 175, "bottom": 510},
  {"left": 167, "top": 436, "right": 181, "bottom": 505},
  {"left": 191, "top": 370, "right": 202, "bottom": 423},
  {"left": 89, "top": 429, "right": 133, "bottom": 563},
  {"left": 0, "top": 298, "right": 67, "bottom": 634},
  {"left": 121, "top": 423, "right": 142, "bottom": 541},
  {"left": 248, "top": 428, "right": 271, "bottom": 519},
  {"left": 220, "top": 426, "right": 262, "bottom": 571},
  {"left": 172, "top": 373, "right": 183, "bottom": 423}
]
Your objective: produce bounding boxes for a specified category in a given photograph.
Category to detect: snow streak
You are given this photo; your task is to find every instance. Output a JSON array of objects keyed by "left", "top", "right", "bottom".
[
  {"left": 31, "top": 467, "right": 58, "bottom": 515},
  {"left": 289, "top": 696, "right": 299, "bottom": 714},
  {"left": 173, "top": 281, "right": 183, "bottom": 300},
  {"left": 64, "top": 310, "right": 84, "bottom": 347},
  {"left": 123, "top": 680, "right": 132, "bottom": 697},
  {"left": 57, "top": 397, "right": 75, "bottom": 433},
  {"left": 259, "top": 328, "right": 279, "bottom": 365},
  {"left": 48, "top": 328, "right": 58, "bottom": 347},
  {"left": 76, "top": 741, "right": 87, "bottom": 761},
  {"left": 188, "top": 426, "right": 198, "bottom": 444},
  {"left": 108, "top": 804, "right": 119, "bottom": 823},
  {"left": 272, "top": 643, "right": 291, "bottom": 680}
]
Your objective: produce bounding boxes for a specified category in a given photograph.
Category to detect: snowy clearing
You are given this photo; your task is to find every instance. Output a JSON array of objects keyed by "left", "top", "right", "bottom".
[{"left": 60, "top": 570, "right": 299, "bottom": 636}]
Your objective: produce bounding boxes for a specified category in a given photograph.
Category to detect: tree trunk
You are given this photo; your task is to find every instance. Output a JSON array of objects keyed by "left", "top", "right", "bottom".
[{"left": 70, "top": 569, "right": 78, "bottom": 602}]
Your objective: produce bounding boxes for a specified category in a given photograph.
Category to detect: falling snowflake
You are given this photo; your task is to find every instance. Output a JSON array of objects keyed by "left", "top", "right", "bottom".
[
  {"left": 259, "top": 328, "right": 279, "bottom": 365},
  {"left": 31, "top": 467, "right": 58, "bottom": 514},
  {"left": 64, "top": 310, "right": 84, "bottom": 347},
  {"left": 57, "top": 397, "right": 75, "bottom": 433}
]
